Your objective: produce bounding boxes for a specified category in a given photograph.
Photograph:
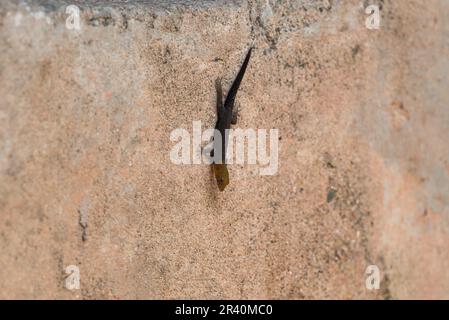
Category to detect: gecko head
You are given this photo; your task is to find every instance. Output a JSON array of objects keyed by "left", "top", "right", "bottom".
[{"left": 213, "top": 163, "right": 229, "bottom": 191}]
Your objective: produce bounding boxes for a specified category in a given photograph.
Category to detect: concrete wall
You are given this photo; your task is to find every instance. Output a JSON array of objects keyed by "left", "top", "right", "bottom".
[{"left": 0, "top": 0, "right": 448, "bottom": 299}]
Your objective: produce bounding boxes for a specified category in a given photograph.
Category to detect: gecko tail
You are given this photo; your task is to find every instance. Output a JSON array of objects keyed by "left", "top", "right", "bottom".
[{"left": 223, "top": 47, "right": 253, "bottom": 109}]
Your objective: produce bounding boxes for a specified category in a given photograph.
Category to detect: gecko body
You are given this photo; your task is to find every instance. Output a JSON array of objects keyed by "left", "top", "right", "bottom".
[{"left": 212, "top": 47, "right": 252, "bottom": 191}]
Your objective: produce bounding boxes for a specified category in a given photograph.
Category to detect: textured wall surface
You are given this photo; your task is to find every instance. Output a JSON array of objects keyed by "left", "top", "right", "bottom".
[{"left": 0, "top": 0, "right": 448, "bottom": 299}]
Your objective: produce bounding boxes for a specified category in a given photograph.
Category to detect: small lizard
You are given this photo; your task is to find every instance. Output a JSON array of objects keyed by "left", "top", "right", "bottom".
[{"left": 212, "top": 47, "right": 253, "bottom": 191}]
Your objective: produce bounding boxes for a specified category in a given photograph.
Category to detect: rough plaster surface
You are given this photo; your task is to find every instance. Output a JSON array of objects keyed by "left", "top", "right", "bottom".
[{"left": 0, "top": 0, "right": 448, "bottom": 299}]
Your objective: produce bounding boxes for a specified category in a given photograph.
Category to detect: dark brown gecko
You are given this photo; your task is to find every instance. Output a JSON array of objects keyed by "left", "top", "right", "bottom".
[{"left": 212, "top": 47, "right": 252, "bottom": 191}]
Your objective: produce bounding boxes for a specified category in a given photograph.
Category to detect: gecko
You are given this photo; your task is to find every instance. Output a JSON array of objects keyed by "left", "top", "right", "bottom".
[{"left": 212, "top": 47, "right": 253, "bottom": 191}]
